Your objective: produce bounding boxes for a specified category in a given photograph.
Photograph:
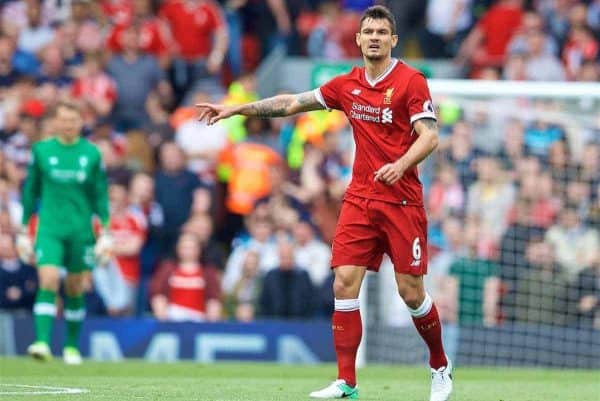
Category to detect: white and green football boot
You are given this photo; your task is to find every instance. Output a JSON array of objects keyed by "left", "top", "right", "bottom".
[
  {"left": 63, "top": 347, "right": 83, "bottom": 365},
  {"left": 27, "top": 341, "right": 53, "bottom": 362},
  {"left": 309, "top": 379, "right": 359, "bottom": 399}
]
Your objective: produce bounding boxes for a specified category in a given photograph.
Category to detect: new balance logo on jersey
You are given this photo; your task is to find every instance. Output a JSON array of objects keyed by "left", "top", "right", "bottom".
[
  {"left": 49, "top": 157, "right": 58, "bottom": 165},
  {"left": 351, "top": 89, "right": 361, "bottom": 95},
  {"left": 410, "top": 259, "right": 421, "bottom": 267},
  {"left": 382, "top": 107, "right": 393, "bottom": 124}
]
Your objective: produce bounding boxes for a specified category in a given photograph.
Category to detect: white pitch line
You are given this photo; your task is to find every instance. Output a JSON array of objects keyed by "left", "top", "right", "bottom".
[{"left": 0, "top": 384, "right": 89, "bottom": 395}]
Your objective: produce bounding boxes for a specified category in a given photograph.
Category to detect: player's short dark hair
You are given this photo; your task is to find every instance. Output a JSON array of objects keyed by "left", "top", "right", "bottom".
[
  {"left": 54, "top": 100, "right": 80, "bottom": 115},
  {"left": 359, "top": 5, "right": 396, "bottom": 35}
]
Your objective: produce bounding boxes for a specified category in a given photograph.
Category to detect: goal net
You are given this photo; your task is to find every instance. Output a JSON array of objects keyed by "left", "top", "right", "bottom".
[{"left": 364, "top": 80, "right": 600, "bottom": 369}]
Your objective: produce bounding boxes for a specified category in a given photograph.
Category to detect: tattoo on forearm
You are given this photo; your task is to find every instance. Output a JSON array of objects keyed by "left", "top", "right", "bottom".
[{"left": 245, "top": 96, "right": 293, "bottom": 118}]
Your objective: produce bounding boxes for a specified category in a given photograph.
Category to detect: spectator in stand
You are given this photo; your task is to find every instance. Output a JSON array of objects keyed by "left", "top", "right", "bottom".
[
  {"left": 292, "top": 219, "right": 331, "bottom": 288},
  {"left": 4, "top": 101, "right": 43, "bottom": 170},
  {"left": 60, "top": 0, "right": 104, "bottom": 57},
  {"left": 150, "top": 232, "right": 222, "bottom": 322},
  {"left": 225, "top": 249, "right": 262, "bottom": 322},
  {"left": 175, "top": 91, "right": 228, "bottom": 182},
  {"left": 94, "top": 137, "right": 132, "bottom": 185},
  {"left": 71, "top": 51, "right": 117, "bottom": 125},
  {"left": 562, "top": 25, "right": 599, "bottom": 80},
  {"left": 181, "top": 212, "right": 226, "bottom": 271},
  {"left": 17, "top": 0, "right": 55, "bottom": 56},
  {"left": 2, "top": 0, "right": 53, "bottom": 33},
  {"left": 547, "top": 139, "right": 577, "bottom": 194},
  {"left": 160, "top": 0, "right": 228, "bottom": 104},
  {"left": 443, "top": 221, "right": 501, "bottom": 327},
  {"left": 466, "top": 156, "right": 516, "bottom": 255},
  {"left": 0, "top": 176, "right": 22, "bottom": 230},
  {"left": 438, "top": 120, "right": 479, "bottom": 190},
  {"left": 0, "top": 36, "right": 23, "bottom": 87},
  {"left": 577, "top": 143, "right": 599, "bottom": 189},
  {"left": 108, "top": 179, "right": 147, "bottom": 314},
  {"left": 539, "top": 0, "right": 589, "bottom": 45},
  {"left": 514, "top": 240, "right": 569, "bottom": 326},
  {"left": 525, "top": 120, "right": 566, "bottom": 160},
  {"left": 36, "top": 45, "right": 72, "bottom": 88},
  {"left": 107, "top": 0, "right": 171, "bottom": 68},
  {"left": 523, "top": 30, "right": 566, "bottom": 81},
  {"left": 217, "top": 126, "right": 282, "bottom": 243},
  {"left": 154, "top": 141, "right": 204, "bottom": 258},
  {"left": 457, "top": 0, "right": 524, "bottom": 76},
  {"left": 427, "top": 163, "right": 464, "bottom": 224},
  {"left": 222, "top": 215, "right": 278, "bottom": 295},
  {"left": 0, "top": 232, "right": 37, "bottom": 310},
  {"left": 569, "top": 250, "right": 600, "bottom": 329},
  {"left": 502, "top": 52, "right": 527, "bottom": 80},
  {"left": 507, "top": 10, "right": 559, "bottom": 57},
  {"left": 259, "top": 239, "right": 316, "bottom": 319},
  {"left": 129, "top": 172, "right": 164, "bottom": 313},
  {"left": 565, "top": 180, "right": 593, "bottom": 218},
  {"left": 307, "top": 0, "right": 362, "bottom": 60},
  {"left": 107, "top": 24, "right": 172, "bottom": 131},
  {"left": 499, "top": 198, "right": 545, "bottom": 297},
  {"left": 101, "top": 0, "right": 134, "bottom": 26},
  {"left": 545, "top": 207, "right": 600, "bottom": 282},
  {"left": 419, "top": 0, "right": 472, "bottom": 58},
  {"left": 498, "top": 119, "right": 527, "bottom": 173}
]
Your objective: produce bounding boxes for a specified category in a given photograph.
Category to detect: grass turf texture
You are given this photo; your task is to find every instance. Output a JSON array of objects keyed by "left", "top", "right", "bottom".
[{"left": 1, "top": 358, "right": 598, "bottom": 400}]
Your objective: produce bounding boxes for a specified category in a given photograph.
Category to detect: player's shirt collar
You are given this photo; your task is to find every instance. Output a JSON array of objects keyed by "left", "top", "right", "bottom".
[{"left": 364, "top": 58, "right": 399, "bottom": 87}]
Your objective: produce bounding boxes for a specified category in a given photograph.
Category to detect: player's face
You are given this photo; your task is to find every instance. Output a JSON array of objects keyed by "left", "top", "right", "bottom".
[
  {"left": 55, "top": 106, "right": 83, "bottom": 141},
  {"left": 356, "top": 18, "right": 398, "bottom": 61}
]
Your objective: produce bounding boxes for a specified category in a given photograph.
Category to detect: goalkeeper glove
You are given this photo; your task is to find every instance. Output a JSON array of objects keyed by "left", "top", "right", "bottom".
[
  {"left": 16, "top": 227, "right": 34, "bottom": 264},
  {"left": 94, "top": 229, "right": 113, "bottom": 267}
]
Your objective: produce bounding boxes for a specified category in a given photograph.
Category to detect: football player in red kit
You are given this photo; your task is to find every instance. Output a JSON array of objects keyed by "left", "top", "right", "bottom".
[{"left": 196, "top": 5, "right": 452, "bottom": 401}]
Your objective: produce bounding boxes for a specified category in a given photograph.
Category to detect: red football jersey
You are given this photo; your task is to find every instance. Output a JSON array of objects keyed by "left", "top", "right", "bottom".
[
  {"left": 315, "top": 59, "right": 436, "bottom": 206},
  {"left": 168, "top": 267, "right": 206, "bottom": 314},
  {"left": 107, "top": 19, "right": 171, "bottom": 57},
  {"left": 110, "top": 210, "right": 147, "bottom": 284},
  {"left": 159, "top": 0, "right": 225, "bottom": 60}
]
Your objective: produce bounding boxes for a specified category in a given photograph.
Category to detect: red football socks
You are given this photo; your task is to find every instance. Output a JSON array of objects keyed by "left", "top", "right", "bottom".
[
  {"left": 410, "top": 294, "right": 448, "bottom": 370},
  {"left": 333, "top": 299, "right": 362, "bottom": 387}
]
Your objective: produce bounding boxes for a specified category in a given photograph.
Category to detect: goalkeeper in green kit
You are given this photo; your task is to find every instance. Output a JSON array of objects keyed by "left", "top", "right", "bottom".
[{"left": 16, "top": 101, "right": 112, "bottom": 365}]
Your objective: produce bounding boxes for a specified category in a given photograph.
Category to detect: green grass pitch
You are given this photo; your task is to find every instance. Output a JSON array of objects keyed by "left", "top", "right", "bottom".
[{"left": 1, "top": 357, "right": 598, "bottom": 400}]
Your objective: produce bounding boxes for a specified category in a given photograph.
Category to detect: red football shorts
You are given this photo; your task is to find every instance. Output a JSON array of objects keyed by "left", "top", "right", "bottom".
[{"left": 331, "top": 193, "right": 428, "bottom": 275}]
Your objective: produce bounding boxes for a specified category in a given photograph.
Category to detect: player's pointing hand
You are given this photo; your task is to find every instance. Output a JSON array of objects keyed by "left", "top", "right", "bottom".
[
  {"left": 374, "top": 160, "right": 406, "bottom": 185},
  {"left": 196, "top": 103, "right": 235, "bottom": 126}
]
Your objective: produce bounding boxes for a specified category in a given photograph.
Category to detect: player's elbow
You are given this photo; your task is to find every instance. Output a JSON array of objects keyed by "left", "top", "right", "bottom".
[{"left": 430, "top": 131, "right": 439, "bottom": 151}]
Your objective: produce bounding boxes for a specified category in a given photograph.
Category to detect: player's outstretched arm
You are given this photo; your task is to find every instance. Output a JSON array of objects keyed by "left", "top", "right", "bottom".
[
  {"left": 196, "top": 91, "right": 325, "bottom": 126},
  {"left": 374, "top": 118, "right": 439, "bottom": 185}
]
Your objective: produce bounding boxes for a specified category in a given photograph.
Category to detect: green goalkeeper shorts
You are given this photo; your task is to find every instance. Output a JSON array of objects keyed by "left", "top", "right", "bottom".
[{"left": 34, "top": 233, "right": 96, "bottom": 273}]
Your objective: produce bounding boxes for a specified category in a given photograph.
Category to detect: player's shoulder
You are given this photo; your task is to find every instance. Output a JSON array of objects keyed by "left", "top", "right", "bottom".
[
  {"left": 80, "top": 138, "right": 103, "bottom": 157},
  {"left": 393, "top": 60, "right": 427, "bottom": 81},
  {"left": 31, "top": 137, "right": 57, "bottom": 153},
  {"left": 330, "top": 66, "right": 363, "bottom": 84}
]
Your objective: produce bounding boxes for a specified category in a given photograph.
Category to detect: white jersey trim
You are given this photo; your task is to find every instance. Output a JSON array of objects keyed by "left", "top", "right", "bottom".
[
  {"left": 313, "top": 88, "right": 330, "bottom": 110},
  {"left": 410, "top": 111, "right": 437, "bottom": 124},
  {"left": 365, "top": 58, "right": 398, "bottom": 87}
]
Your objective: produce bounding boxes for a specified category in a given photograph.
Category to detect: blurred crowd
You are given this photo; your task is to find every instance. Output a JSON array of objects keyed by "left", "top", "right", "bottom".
[{"left": 0, "top": 0, "right": 598, "bottom": 328}]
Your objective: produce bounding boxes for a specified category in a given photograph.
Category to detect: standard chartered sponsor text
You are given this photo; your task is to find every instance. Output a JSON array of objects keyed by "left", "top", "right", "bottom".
[{"left": 351, "top": 102, "right": 381, "bottom": 123}]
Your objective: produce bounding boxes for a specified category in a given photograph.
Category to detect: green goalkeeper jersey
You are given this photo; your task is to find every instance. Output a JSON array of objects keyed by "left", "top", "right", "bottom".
[{"left": 21, "top": 137, "right": 109, "bottom": 239}]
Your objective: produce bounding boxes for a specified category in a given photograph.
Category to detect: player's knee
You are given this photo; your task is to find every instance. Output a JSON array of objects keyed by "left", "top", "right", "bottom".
[
  {"left": 38, "top": 267, "right": 60, "bottom": 291},
  {"left": 333, "top": 276, "right": 358, "bottom": 298},
  {"left": 64, "top": 274, "right": 86, "bottom": 296},
  {"left": 399, "top": 289, "right": 424, "bottom": 310}
]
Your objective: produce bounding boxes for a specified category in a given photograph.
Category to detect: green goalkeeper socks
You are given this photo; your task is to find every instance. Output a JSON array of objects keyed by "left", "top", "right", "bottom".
[
  {"left": 34, "top": 289, "right": 57, "bottom": 345},
  {"left": 65, "top": 295, "right": 85, "bottom": 350}
]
